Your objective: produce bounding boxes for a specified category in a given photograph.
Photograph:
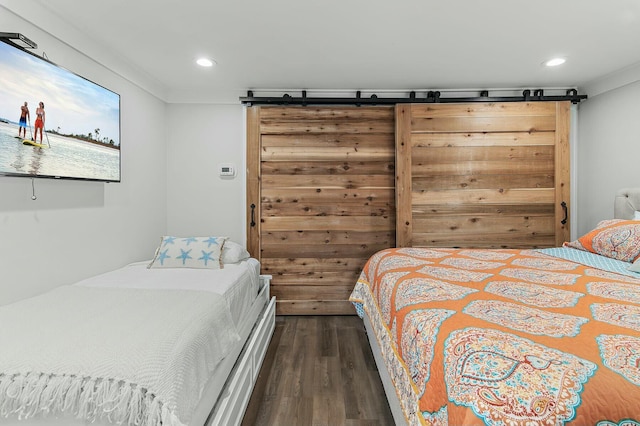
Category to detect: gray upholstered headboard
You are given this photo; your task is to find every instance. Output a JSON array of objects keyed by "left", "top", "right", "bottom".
[{"left": 614, "top": 188, "right": 640, "bottom": 219}]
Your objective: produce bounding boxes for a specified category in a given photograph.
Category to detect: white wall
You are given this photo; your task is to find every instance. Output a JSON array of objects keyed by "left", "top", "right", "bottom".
[
  {"left": 166, "top": 104, "right": 246, "bottom": 244},
  {"left": 576, "top": 79, "right": 640, "bottom": 235},
  {"left": 0, "top": 10, "right": 167, "bottom": 305}
]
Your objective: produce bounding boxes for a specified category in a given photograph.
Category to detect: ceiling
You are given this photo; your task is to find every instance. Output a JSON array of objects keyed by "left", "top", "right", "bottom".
[{"left": 6, "top": 0, "right": 640, "bottom": 103}]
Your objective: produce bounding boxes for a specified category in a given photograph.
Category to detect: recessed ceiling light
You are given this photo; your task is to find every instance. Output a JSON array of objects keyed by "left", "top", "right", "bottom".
[
  {"left": 196, "top": 58, "right": 215, "bottom": 67},
  {"left": 544, "top": 57, "right": 566, "bottom": 67}
]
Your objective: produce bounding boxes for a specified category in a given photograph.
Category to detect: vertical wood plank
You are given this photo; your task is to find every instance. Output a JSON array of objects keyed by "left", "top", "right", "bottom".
[
  {"left": 555, "top": 101, "right": 571, "bottom": 245},
  {"left": 395, "top": 105, "right": 412, "bottom": 247},
  {"left": 246, "top": 106, "right": 261, "bottom": 260}
]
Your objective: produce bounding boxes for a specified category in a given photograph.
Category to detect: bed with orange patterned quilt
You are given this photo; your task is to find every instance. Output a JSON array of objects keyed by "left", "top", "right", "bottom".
[
  {"left": 350, "top": 246, "right": 640, "bottom": 426},
  {"left": 350, "top": 197, "right": 640, "bottom": 426}
]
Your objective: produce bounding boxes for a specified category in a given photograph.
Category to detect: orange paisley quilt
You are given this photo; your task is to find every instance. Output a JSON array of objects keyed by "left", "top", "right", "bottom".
[{"left": 349, "top": 247, "right": 640, "bottom": 426}]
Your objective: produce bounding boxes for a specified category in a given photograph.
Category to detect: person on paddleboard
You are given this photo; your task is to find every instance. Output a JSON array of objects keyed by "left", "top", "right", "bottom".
[
  {"left": 34, "top": 101, "right": 45, "bottom": 143},
  {"left": 18, "top": 101, "right": 29, "bottom": 139}
]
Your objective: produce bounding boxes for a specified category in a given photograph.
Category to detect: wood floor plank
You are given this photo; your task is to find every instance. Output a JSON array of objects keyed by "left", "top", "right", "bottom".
[
  {"left": 313, "top": 395, "right": 347, "bottom": 426},
  {"left": 319, "top": 315, "right": 339, "bottom": 357},
  {"left": 242, "top": 316, "right": 393, "bottom": 426},
  {"left": 313, "top": 354, "right": 341, "bottom": 397}
]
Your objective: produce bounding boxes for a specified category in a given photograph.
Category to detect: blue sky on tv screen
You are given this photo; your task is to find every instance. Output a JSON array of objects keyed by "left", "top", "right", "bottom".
[{"left": 0, "top": 41, "right": 120, "bottom": 146}]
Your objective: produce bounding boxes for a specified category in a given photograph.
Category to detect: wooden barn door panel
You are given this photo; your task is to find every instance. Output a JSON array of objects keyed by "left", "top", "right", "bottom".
[
  {"left": 396, "top": 101, "right": 570, "bottom": 249},
  {"left": 247, "top": 106, "right": 396, "bottom": 315}
]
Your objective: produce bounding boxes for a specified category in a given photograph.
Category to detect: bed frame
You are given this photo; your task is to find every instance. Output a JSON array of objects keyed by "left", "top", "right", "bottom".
[
  {"left": 363, "top": 188, "right": 640, "bottom": 426},
  {"left": 206, "top": 275, "right": 275, "bottom": 426},
  {"left": 205, "top": 275, "right": 276, "bottom": 426},
  {"left": 363, "top": 313, "right": 407, "bottom": 425}
]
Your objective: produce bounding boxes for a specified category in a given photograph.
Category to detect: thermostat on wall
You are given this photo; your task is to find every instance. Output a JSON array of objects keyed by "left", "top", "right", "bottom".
[{"left": 218, "top": 163, "right": 236, "bottom": 177}]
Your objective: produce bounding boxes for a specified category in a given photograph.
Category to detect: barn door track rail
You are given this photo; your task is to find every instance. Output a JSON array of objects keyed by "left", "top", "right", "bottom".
[{"left": 240, "top": 89, "right": 586, "bottom": 106}]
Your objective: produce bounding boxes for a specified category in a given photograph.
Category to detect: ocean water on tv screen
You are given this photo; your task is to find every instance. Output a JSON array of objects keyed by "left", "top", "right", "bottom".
[{"left": 0, "top": 121, "right": 119, "bottom": 181}]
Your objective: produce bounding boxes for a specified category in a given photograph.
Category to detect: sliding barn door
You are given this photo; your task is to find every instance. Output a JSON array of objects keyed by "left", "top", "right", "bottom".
[
  {"left": 396, "top": 101, "right": 570, "bottom": 248},
  {"left": 247, "top": 106, "right": 395, "bottom": 315}
]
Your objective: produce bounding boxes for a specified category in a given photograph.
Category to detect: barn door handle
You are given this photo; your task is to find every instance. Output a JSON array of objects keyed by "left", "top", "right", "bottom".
[
  {"left": 561, "top": 201, "right": 568, "bottom": 225},
  {"left": 250, "top": 203, "right": 256, "bottom": 227}
]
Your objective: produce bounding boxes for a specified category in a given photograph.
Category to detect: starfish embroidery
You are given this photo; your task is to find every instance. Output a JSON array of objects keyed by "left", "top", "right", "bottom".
[
  {"left": 199, "top": 250, "right": 216, "bottom": 266},
  {"left": 182, "top": 237, "right": 198, "bottom": 246},
  {"left": 176, "top": 248, "right": 193, "bottom": 265},
  {"left": 204, "top": 237, "right": 222, "bottom": 247},
  {"left": 162, "top": 236, "right": 177, "bottom": 247},
  {"left": 157, "top": 249, "right": 170, "bottom": 265}
]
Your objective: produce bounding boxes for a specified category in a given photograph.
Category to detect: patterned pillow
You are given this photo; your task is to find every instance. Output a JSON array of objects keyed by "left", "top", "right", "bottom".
[
  {"left": 148, "top": 236, "right": 228, "bottom": 269},
  {"left": 564, "top": 219, "right": 640, "bottom": 263}
]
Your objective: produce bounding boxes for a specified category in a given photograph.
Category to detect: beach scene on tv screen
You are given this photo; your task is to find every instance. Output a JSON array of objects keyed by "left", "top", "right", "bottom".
[{"left": 0, "top": 41, "right": 120, "bottom": 181}]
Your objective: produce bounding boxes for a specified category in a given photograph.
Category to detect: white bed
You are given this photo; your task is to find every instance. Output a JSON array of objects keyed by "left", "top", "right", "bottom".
[
  {"left": 0, "top": 255, "right": 275, "bottom": 426},
  {"left": 75, "top": 258, "right": 263, "bottom": 328}
]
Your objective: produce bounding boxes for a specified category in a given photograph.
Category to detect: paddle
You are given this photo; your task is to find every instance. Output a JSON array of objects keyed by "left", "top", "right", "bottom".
[{"left": 44, "top": 129, "right": 51, "bottom": 148}]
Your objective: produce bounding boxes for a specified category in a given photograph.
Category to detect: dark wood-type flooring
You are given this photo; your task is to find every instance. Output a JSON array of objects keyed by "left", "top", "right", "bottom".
[{"left": 242, "top": 316, "right": 395, "bottom": 426}]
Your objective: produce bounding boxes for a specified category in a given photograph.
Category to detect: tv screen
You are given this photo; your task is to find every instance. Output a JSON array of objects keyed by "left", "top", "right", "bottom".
[{"left": 0, "top": 39, "right": 121, "bottom": 182}]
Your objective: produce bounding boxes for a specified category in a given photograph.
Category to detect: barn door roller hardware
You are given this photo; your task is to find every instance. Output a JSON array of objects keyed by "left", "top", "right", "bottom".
[{"left": 240, "top": 88, "right": 586, "bottom": 106}]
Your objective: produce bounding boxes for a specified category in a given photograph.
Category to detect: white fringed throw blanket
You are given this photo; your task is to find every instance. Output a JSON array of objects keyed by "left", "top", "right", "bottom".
[{"left": 0, "top": 285, "right": 240, "bottom": 425}]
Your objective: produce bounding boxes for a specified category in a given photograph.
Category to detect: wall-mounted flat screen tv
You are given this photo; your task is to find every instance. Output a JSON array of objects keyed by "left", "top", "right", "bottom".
[{"left": 0, "top": 39, "right": 120, "bottom": 182}]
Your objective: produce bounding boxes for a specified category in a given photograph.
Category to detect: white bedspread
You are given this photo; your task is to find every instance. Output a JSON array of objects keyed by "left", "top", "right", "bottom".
[
  {"left": 75, "top": 259, "right": 260, "bottom": 327},
  {"left": 0, "top": 285, "right": 240, "bottom": 426}
]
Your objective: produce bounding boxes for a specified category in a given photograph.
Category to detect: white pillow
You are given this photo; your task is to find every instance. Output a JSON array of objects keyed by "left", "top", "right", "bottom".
[
  {"left": 221, "top": 240, "right": 251, "bottom": 264},
  {"left": 629, "top": 258, "right": 640, "bottom": 273},
  {"left": 148, "top": 236, "right": 227, "bottom": 269},
  {"left": 634, "top": 210, "right": 640, "bottom": 220}
]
